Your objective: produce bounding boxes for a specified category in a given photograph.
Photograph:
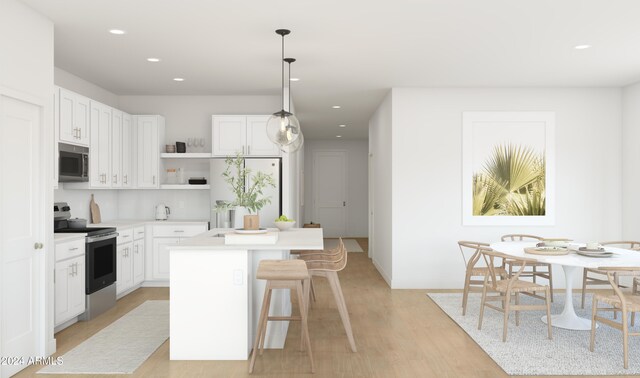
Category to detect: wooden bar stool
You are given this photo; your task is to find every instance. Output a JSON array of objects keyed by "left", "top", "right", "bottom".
[
  {"left": 249, "top": 259, "right": 314, "bottom": 374},
  {"left": 299, "top": 238, "right": 357, "bottom": 352}
]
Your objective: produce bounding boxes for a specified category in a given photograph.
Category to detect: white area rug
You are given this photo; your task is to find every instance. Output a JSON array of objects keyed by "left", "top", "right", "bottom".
[
  {"left": 324, "top": 238, "right": 364, "bottom": 252},
  {"left": 428, "top": 293, "right": 640, "bottom": 375},
  {"left": 38, "top": 300, "right": 169, "bottom": 375}
]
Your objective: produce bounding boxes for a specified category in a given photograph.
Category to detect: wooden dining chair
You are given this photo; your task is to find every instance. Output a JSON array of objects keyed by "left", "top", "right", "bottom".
[
  {"left": 590, "top": 266, "right": 640, "bottom": 369},
  {"left": 582, "top": 241, "right": 640, "bottom": 311},
  {"left": 500, "top": 234, "right": 554, "bottom": 302},
  {"left": 478, "top": 249, "right": 553, "bottom": 342},
  {"left": 458, "top": 241, "right": 507, "bottom": 316}
]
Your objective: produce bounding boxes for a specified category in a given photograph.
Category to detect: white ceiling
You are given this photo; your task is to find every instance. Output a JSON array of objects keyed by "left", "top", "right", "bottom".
[{"left": 21, "top": 0, "right": 640, "bottom": 139}]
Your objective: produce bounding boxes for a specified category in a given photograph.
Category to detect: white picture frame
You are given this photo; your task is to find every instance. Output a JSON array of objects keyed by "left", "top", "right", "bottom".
[{"left": 462, "top": 112, "right": 555, "bottom": 226}]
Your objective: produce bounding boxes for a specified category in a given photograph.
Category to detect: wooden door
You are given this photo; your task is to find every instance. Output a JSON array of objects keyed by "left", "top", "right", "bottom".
[
  {"left": 312, "top": 150, "right": 347, "bottom": 237},
  {"left": 246, "top": 116, "right": 280, "bottom": 156},
  {"left": 212, "top": 116, "right": 246, "bottom": 156},
  {"left": 0, "top": 94, "right": 42, "bottom": 377}
]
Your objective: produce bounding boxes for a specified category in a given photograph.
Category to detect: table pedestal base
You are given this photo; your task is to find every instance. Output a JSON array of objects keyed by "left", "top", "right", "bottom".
[{"left": 541, "top": 265, "right": 597, "bottom": 331}]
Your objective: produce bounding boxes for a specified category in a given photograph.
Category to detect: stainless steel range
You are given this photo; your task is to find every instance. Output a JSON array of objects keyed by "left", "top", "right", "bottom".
[{"left": 54, "top": 202, "right": 118, "bottom": 320}]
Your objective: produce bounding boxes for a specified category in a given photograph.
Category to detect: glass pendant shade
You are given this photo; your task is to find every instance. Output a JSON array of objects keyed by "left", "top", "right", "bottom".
[
  {"left": 266, "top": 109, "right": 300, "bottom": 146},
  {"left": 280, "top": 129, "right": 304, "bottom": 153}
]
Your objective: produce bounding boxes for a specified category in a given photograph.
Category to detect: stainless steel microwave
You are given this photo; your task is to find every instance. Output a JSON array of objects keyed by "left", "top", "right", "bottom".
[{"left": 59, "top": 143, "right": 89, "bottom": 182}]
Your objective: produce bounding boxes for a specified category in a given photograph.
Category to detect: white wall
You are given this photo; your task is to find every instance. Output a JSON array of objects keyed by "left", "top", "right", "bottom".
[
  {"left": 118, "top": 95, "right": 280, "bottom": 153},
  {"left": 303, "top": 139, "right": 369, "bottom": 237},
  {"left": 0, "top": 0, "right": 55, "bottom": 359},
  {"left": 54, "top": 187, "right": 120, "bottom": 223},
  {"left": 117, "top": 190, "right": 210, "bottom": 221},
  {"left": 387, "top": 88, "right": 622, "bottom": 289},
  {"left": 54, "top": 67, "right": 119, "bottom": 108},
  {"left": 368, "top": 92, "right": 393, "bottom": 285},
  {"left": 622, "top": 82, "right": 640, "bottom": 239}
]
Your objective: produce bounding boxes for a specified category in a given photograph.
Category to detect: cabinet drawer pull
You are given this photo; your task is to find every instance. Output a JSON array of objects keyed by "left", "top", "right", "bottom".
[
  {"left": 69, "top": 247, "right": 79, "bottom": 251},
  {"left": 174, "top": 230, "right": 184, "bottom": 233},
  {"left": 113, "top": 174, "right": 118, "bottom": 184}
]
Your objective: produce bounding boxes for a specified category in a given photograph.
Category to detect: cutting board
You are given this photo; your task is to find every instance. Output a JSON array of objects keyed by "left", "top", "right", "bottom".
[{"left": 90, "top": 194, "right": 101, "bottom": 224}]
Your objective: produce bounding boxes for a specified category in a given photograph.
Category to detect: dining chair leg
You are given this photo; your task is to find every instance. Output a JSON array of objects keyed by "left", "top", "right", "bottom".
[
  {"left": 581, "top": 268, "right": 588, "bottom": 309},
  {"left": 310, "top": 276, "right": 317, "bottom": 303},
  {"left": 547, "top": 264, "right": 554, "bottom": 303},
  {"left": 533, "top": 265, "right": 537, "bottom": 283},
  {"left": 589, "top": 297, "right": 598, "bottom": 352},
  {"left": 515, "top": 292, "right": 520, "bottom": 326},
  {"left": 503, "top": 292, "right": 511, "bottom": 342},
  {"left": 545, "top": 287, "right": 553, "bottom": 340},
  {"left": 632, "top": 312, "right": 636, "bottom": 327},
  {"left": 614, "top": 275, "right": 620, "bottom": 320},
  {"left": 296, "top": 280, "right": 315, "bottom": 373},
  {"left": 623, "top": 310, "right": 629, "bottom": 369},
  {"left": 462, "top": 273, "right": 471, "bottom": 316},
  {"left": 258, "top": 285, "right": 273, "bottom": 356},
  {"left": 478, "top": 284, "right": 488, "bottom": 330},
  {"left": 250, "top": 283, "right": 271, "bottom": 374},
  {"left": 327, "top": 271, "right": 357, "bottom": 352},
  {"left": 301, "top": 278, "right": 311, "bottom": 351}
]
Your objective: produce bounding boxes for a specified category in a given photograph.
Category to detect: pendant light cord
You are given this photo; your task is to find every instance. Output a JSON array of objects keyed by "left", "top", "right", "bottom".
[{"left": 281, "top": 34, "right": 285, "bottom": 110}]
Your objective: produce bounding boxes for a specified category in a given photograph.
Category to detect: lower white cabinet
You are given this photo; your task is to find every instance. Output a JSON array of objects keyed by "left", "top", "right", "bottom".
[
  {"left": 116, "top": 226, "right": 146, "bottom": 297},
  {"left": 151, "top": 237, "right": 180, "bottom": 281},
  {"left": 54, "top": 240, "right": 86, "bottom": 327}
]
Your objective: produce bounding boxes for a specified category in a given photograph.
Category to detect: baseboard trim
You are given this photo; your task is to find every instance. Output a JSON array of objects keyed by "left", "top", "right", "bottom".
[
  {"left": 372, "top": 260, "right": 392, "bottom": 287},
  {"left": 141, "top": 281, "right": 169, "bottom": 288}
]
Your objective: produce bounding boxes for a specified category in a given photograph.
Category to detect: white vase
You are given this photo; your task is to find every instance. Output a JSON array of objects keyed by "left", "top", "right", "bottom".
[{"left": 233, "top": 207, "right": 249, "bottom": 229}]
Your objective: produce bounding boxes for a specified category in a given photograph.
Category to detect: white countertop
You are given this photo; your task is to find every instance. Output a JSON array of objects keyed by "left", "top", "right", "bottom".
[
  {"left": 169, "top": 228, "right": 324, "bottom": 251},
  {"left": 54, "top": 233, "right": 86, "bottom": 243},
  {"left": 91, "top": 219, "right": 209, "bottom": 229}
]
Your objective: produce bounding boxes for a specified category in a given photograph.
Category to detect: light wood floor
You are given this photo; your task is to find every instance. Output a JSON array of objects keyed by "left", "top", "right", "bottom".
[{"left": 16, "top": 239, "right": 628, "bottom": 377}]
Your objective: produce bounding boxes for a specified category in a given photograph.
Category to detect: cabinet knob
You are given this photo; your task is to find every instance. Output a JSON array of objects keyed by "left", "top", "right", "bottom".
[{"left": 34, "top": 242, "right": 43, "bottom": 249}]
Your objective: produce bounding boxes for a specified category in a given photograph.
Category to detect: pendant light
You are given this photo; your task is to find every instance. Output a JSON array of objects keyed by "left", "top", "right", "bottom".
[
  {"left": 266, "top": 29, "right": 301, "bottom": 147},
  {"left": 280, "top": 57, "right": 304, "bottom": 153}
]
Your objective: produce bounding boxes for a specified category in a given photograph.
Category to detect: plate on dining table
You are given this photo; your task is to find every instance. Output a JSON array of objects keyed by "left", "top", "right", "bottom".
[
  {"left": 576, "top": 250, "right": 614, "bottom": 258},
  {"left": 524, "top": 246, "right": 569, "bottom": 256}
]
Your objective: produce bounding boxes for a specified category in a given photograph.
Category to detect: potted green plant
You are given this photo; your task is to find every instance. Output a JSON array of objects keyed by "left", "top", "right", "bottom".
[{"left": 215, "top": 153, "right": 276, "bottom": 230}]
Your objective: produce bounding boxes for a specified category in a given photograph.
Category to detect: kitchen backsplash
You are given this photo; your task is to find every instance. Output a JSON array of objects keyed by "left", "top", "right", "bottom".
[{"left": 55, "top": 186, "right": 210, "bottom": 223}]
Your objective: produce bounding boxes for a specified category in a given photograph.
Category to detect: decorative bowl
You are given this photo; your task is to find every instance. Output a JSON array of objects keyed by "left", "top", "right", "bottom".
[{"left": 275, "top": 221, "right": 295, "bottom": 231}]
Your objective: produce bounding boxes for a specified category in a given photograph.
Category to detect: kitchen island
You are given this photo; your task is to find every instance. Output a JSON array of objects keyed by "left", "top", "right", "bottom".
[{"left": 168, "top": 227, "right": 323, "bottom": 360}]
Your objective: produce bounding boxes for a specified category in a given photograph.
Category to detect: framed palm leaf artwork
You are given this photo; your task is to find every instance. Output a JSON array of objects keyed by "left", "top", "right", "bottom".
[{"left": 462, "top": 112, "right": 555, "bottom": 226}]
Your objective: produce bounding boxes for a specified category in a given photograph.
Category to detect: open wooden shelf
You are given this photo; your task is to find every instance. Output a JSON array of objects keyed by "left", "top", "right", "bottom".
[
  {"left": 160, "top": 153, "right": 212, "bottom": 159},
  {"left": 159, "top": 184, "right": 210, "bottom": 190}
]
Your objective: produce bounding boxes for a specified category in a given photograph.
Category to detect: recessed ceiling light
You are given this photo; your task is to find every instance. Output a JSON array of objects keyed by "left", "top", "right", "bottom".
[
  {"left": 109, "top": 29, "right": 126, "bottom": 35},
  {"left": 290, "top": 77, "right": 300, "bottom": 82},
  {"left": 147, "top": 58, "right": 161, "bottom": 62},
  {"left": 336, "top": 135, "right": 342, "bottom": 138},
  {"left": 173, "top": 77, "right": 184, "bottom": 82},
  {"left": 339, "top": 124, "right": 346, "bottom": 128},
  {"left": 574, "top": 44, "right": 591, "bottom": 50},
  {"left": 332, "top": 105, "right": 341, "bottom": 109}
]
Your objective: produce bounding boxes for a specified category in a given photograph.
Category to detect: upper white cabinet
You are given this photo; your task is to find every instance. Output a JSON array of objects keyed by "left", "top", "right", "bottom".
[
  {"left": 212, "top": 115, "right": 280, "bottom": 157},
  {"left": 122, "top": 113, "right": 134, "bottom": 188},
  {"left": 111, "top": 110, "right": 123, "bottom": 188},
  {"left": 136, "top": 115, "right": 165, "bottom": 188},
  {"left": 90, "top": 101, "right": 112, "bottom": 188},
  {"left": 58, "top": 88, "right": 90, "bottom": 146}
]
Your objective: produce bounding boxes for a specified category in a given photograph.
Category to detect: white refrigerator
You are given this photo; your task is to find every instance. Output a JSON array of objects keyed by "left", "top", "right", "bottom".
[{"left": 210, "top": 158, "right": 281, "bottom": 229}]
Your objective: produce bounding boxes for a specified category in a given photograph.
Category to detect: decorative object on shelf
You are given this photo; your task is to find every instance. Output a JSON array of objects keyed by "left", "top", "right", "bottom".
[
  {"left": 165, "top": 145, "right": 176, "bottom": 153},
  {"left": 176, "top": 141, "right": 186, "bottom": 153},
  {"left": 188, "top": 177, "right": 207, "bottom": 185},
  {"left": 266, "top": 29, "right": 301, "bottom": 148},
  {"left": 214, "top": 153, "right": 276, "bottom": 230},
  {"left": 166, "top": 168, "right": 177, "bottom": 184},
  {"left": 177, "top": 168, "right": 185, "bottom": 184},
  {"left": 280, "top": 57, "right": 304, "bottom": 154}
]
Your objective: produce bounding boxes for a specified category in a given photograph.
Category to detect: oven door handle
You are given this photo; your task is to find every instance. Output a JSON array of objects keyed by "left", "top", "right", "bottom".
[{"left": 86, "top": 232, "right": 119, "bottom": 243}]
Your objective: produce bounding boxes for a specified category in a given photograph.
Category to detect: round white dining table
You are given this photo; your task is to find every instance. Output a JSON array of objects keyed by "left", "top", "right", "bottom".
[{"left": 490, "top": 241, "right": 640, "bottom": 331}]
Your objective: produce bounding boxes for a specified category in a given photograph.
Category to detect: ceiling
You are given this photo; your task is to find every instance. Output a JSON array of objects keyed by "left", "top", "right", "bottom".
[{"left": 21, "top": 0, "right": 640, "bottom": 139}]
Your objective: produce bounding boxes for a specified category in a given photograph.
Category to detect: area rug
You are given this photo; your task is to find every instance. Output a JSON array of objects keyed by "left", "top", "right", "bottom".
[
  {"left": 38, "top": 300, "right": 169, "bottom": 374},
  {"left": 324, "top": 238, "right": 364, "bottom": 252},
  {"left": 428, "top": 293, "right": 640, "bottom": 375}
]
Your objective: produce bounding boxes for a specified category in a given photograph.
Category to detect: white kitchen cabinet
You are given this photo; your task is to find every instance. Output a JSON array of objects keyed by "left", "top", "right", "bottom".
[
  {"left": 53, "top": 90, "right": 59, "bottom": 189},
  {"left": 122, "top": 113, "right": 134, "bottom": 188},
  {"left": 212, "top": 115, "right": 280, "bottom": 157},
  {"left": 59, "top": 87, "right": 90, "bottom": 146},
  {"left": 54, "top": 239, "right": 86, "bottom": 327},
  {"left": 246, "top": 116, "right": 281, "bottom": 156},
  {"left": 132, "top": 239, "right": 145, "bottom": 286},
  {"left": 116, "top": 244, "right": 133, "bottom": 295},
  {"left": 111, "top": 109, "right": 123, "bottom": 187},
  {"left": 152, "top": 237, "right": 180, "bottom": 280},
  {"left": 90, "top": 101, "right": 112, "bottom": 188},
  {"left": 136, "top": 115, "right": 165, "bottom": 188}
]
